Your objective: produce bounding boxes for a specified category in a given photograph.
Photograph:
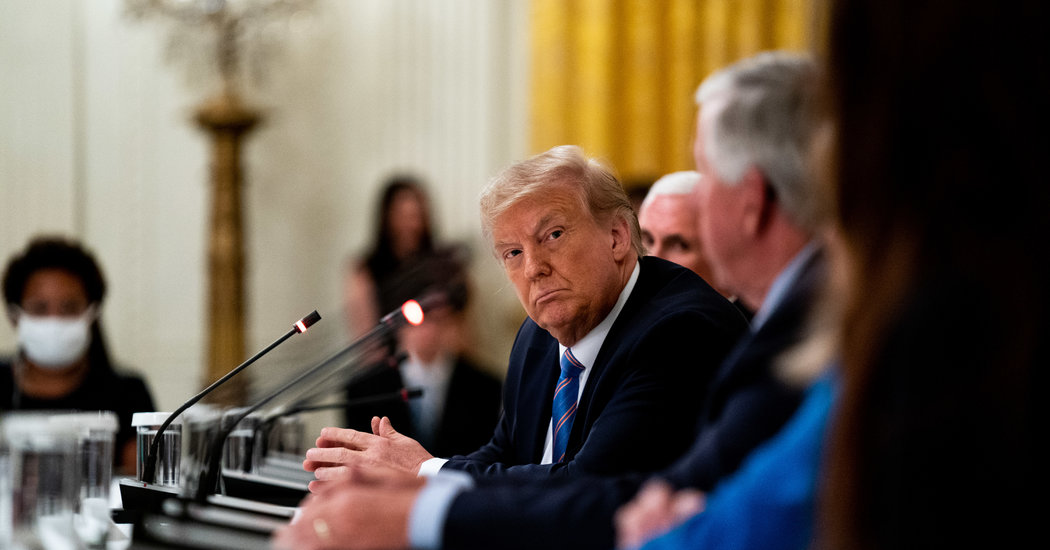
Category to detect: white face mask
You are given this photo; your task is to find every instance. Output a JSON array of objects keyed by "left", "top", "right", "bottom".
[{"left": 16, "top": 308, "right": 95, "bottom": 369}]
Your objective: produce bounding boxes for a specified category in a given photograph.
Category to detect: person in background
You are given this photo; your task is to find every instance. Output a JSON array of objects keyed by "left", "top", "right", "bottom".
[
  {"left": 638, "top": 171, "right": 715, "bottom": 284},
  {"left": 344, "top": 175, "right": 436, "bottom": 339},
  {"left": 343, "top": 248, "right": 502, "bottom": 458},
  {"left": 638, "top": 171, "right": 750, "bottom": 317},
  {"left": 1, "top": 236, "right": 156, "bottom": 474}
]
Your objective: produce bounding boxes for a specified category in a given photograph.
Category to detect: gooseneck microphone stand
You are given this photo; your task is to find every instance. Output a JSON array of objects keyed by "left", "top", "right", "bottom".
[
  {"left": 139, "top": 311, "right": 321, "bottom": 485},
  {"left": 193, "top": 299, "right": 433, "bottom": 501}
]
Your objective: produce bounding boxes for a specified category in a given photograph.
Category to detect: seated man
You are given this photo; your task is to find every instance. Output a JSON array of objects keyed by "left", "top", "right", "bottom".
[
  {"left": 303, "top": 145, "right": 747, "bottom": 482},
  {"left": 638, "top": 171, "right": 717, "bottom": 284}
]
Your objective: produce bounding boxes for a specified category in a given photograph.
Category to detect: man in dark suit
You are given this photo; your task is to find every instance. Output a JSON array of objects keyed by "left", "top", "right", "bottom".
[
  {"left": 274, "top": 52, "right": 824, "bottom": 550},
  {"left": 303, "top": 144, "right": 746, "bottom": 483}
]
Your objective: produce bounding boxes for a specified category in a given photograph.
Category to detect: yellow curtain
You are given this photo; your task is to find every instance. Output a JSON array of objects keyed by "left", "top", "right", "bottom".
[{"left": 530, "top": 0, "right": 816, "bottom": 186}]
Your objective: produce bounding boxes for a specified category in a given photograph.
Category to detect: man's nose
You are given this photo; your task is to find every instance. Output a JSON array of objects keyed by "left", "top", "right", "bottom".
[{"left": 524, "top": 248, "right": 551, "bottom": 279}]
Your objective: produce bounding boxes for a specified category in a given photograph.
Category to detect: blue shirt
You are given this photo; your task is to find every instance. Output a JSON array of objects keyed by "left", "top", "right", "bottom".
[{"left": 639, "top": 371, "right": 836, "bottom": 550}]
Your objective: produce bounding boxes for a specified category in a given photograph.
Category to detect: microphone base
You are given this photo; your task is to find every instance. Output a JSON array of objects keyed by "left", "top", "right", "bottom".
[
  {"left": 116, "top": 478, "right": 296, "bottom": 548},
  {"left": 115, "top": 477, "right": 181, "bottom": 522},
  {"left": 219, "top": 469, "right": 310, "bottom": 507}
]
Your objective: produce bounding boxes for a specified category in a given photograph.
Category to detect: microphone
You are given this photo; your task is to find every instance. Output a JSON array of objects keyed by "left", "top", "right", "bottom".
[
  {"left": 193, "top": 298, "right": 432, "bottom": 501},
  {"left": 140, "top": 310, "right": 322, "bottom": 485}
]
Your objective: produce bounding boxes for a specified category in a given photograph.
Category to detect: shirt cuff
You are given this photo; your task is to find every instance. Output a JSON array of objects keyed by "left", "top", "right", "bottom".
[
  {"left": 418, "top": 457, "right": 449, "bottom": 477},
  {"left": 408, "top": 470, "right": 475, "bottom": 550}
]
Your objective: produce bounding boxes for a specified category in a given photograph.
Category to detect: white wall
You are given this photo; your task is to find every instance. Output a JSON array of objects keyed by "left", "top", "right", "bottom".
[{"left": 0, "top": 0, "right": 529, "bottom": 413}]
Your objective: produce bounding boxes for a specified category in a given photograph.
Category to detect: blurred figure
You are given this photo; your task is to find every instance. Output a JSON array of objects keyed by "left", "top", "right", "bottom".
[
  {"left": 344, "top": 175, "right": 435, "bottom": 338},
  {"left": 819, "top": 1, "right": 1046, "bottom": 548},
  {"left": 617, "top": 50, "right": 827, "bottom": 550},
  {"left": 343, "top": 249, "right": 502, "bottom": 458},
  {"left": 1, "top": 236, "right": 156, "bottom": 474}
]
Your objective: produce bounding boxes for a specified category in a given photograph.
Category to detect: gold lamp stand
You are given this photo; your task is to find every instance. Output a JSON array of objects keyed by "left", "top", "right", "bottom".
[{"left": 196, "top": 88, "right": 261, "bottom": 406}]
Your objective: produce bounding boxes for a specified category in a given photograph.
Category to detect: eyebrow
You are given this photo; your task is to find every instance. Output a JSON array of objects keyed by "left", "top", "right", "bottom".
[
  {"left": 534, "top": 213, "right": 560, "bottom": 234},
  {"left": 493, "top": 210, "right": 568, "bottom": 250}
]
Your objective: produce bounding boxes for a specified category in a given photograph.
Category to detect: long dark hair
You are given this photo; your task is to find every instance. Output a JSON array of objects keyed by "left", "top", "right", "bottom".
[
  {"left": 820, "top": 1, "right": 1046, "bottom": 547},
  {"left": 363, "top": 175, "right": 435, "bottom": 283},
  {"left": 3, "top": 236, "right": 115, "bottom": 372}
]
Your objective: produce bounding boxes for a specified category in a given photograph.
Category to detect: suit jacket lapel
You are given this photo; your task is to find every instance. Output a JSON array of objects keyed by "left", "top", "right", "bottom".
[
  {"left": 568, "top": 257, "right": 655, "bottom": 458},
  {"left": 704, "top": 248, "right": 825, "bottom": 414},
  {"left": 522, "top": 340, "right": 560, "bottom": 463}
]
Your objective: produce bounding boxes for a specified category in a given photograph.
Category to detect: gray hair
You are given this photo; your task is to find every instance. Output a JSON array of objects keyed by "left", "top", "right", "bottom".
[
  {"left": 480, "top": 145, "right": 643, "bottom": 256},
  {"left": 640, "top": 171, "right": 701, "bottom": 212},
  {"left": 696, "top": 51, "right": 822, "bottom": 229}
]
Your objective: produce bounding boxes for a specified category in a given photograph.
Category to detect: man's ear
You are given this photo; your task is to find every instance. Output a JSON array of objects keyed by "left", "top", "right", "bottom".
[
  {"left": 609, "top": 216, "right": 633, "bottom": 261},
  {"left": 738, "top": 167, "right": 772, "bottom": 236}
]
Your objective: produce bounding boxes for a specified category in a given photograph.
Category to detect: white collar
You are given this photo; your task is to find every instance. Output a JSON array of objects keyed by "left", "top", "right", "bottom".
[{"left": 557, "top": 260, "right": 641, "bottom": 368}]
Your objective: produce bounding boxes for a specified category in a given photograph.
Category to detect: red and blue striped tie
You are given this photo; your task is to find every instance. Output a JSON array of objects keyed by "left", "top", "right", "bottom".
[{"left": 552, "top": 348, "right": 585, "bottom": 463}]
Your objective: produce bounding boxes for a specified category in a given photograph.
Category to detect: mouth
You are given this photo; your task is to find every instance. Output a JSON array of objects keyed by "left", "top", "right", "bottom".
[{"left": 533, "top": 288, "right": 565, "bottom": 306}]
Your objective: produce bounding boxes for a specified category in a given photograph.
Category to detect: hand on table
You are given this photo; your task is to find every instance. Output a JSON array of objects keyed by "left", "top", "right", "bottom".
[{"left": 303, "top": 416, "right": 433, "bottom": 492}]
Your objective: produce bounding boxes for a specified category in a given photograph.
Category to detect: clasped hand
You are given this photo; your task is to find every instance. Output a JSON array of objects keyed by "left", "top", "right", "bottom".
[
  {"left": 615, "top": 479, "right": 706, "bottom": 549},
  {"left": 302, "top": 416, "right": 434, "bottom": 492}
]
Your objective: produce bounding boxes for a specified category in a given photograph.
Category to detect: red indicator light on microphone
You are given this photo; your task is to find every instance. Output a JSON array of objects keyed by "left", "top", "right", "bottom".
[
  {"left": 402, "top": 300, "right": 425, "bottom": 326},
  {"left": 293, "top": 310, "right": 322, "bottom": 334}
]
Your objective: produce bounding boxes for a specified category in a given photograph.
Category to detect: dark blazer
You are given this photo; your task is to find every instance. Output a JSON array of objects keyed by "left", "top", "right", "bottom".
[
  {"left": 343, "top": 356, "right": 502, "bottom": 458},
  {"left": 441, "top": 250, "right": 826, "bottom": 550},
  {"left": 440, "top": 256, "right": 748, "bottom": 480}
]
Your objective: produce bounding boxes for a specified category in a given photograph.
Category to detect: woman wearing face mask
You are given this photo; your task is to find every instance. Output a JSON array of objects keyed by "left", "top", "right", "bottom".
[{"left": 1, "top": 236, "right": 155, "bottom": 474}]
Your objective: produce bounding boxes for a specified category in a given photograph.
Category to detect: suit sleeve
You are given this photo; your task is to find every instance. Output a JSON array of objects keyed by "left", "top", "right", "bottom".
[
  {"left": 660, "top": 371, "right": 803, "bottom": 490},
  {"left": 445, "top": 406, "right": 516, "bottom": 466},
  {"left": 443, "top": 473, "right": 646, "bottom": 550},
  {"left": 441, "top": 376, "right": 831, "bottom": 550},
  {"left": 641, "top": 377, "right": 833, "bottom": 550},
  {"left": 442, "top": 307, "right": 739, "bottom": 480}
]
